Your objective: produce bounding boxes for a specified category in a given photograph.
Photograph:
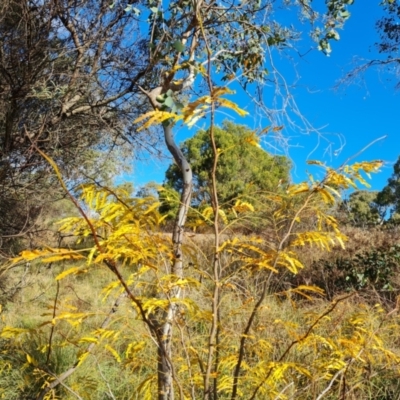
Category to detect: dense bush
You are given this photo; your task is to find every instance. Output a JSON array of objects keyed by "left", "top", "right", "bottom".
[{"left": 295, "top": 244, "right": 400, "bottom": 303}]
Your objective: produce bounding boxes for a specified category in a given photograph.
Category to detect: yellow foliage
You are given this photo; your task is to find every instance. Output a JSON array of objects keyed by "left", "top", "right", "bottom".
[
  {"left": 13, "top": 248, "right": 84, "bottom": 264},
  {"left": 3, "top": 146, "right": 394, "bottom": 400},
  {"left": 277, "top": 251, "right": 304, "bottom": 273},
  {"left": 55, "top": 266, "right": 87, "bottom": 280},
  {"left": 292, "top": 231, "right": 347, "bottom": 250},
  {"left": 232, "top": 199, "right": 255, "bottom": 214},
  {"left": 287, "top": 182, "right": 309, "bottom": 196},
  {"left": 134, "top": 110, "right": 182, "bottom": 131},
  {"left": 105, "top": 344, "right": 121, "bottom": 363},
  {"left": 134, "top": 87, "right": 248, "bottom": 130}
]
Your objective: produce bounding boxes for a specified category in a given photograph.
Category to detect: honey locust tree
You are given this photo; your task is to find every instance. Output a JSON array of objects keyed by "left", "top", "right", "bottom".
[{"left": 160, "top": 121, "right": 291, "bottom": 225}]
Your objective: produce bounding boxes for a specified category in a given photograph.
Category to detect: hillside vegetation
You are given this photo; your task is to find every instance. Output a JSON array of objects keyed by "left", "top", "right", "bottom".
[{"left": 2, "top": 0, "right": 400, "bottom": 399}]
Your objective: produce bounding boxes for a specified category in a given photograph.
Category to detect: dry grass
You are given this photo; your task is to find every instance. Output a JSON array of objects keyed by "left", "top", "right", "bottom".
[{"left": 2, "top": 228, "right": 400, "bottom": 399}]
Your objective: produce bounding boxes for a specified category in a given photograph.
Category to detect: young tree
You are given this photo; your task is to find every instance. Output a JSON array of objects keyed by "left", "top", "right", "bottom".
[
  {"left": 133, "top": 2, "right": 356, "bottom": 394},
  {"left": 4, "top": 159, "right": 389, "bottom": 400}
]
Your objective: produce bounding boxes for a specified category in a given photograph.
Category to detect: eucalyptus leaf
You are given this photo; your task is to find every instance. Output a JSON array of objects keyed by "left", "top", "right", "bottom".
[
  {"left": 172, "top": 40, "right": 185, "bottom": 52},
  {"left": 340, "top": 10, "right": 350, "bottom": 19},
  {"left": 164, "top": 96, "right": 175, "bottom": 108}
]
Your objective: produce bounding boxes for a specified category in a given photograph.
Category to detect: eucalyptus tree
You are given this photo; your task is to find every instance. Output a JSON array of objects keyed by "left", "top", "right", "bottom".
[
  {"left": 161, "top": 121, "right": 291, "bottom": 229},
  {"left": 339, "top": 190, "right": 381, "bottom": 227},
  {"left": 369, "top": 0, "right": 400, "bottom": 86},
  {"left": 375, "top": 155, "right": 400, "bottom": 223}
]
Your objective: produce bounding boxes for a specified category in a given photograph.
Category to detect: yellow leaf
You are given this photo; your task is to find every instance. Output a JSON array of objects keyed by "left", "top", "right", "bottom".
[
  {"left": 287, "top": 182, "right": 309, "bottom": 196},
  {"left": 218, "top": 98, "right": 248, "bottom": 117},
  {"left": 26, "top": 353, "right": 37, "bottom": 366},
  {"left": 218, "top": 209, "right": 228, "bottom": 224},
  {"left": 182, "top": 97, "right": 211, "bottom": 124},
  {"left": 79, "top": 337, "right": 99, "bottom": 344},
  {"left": 43, "top": 253, "right": 84, "bottom": 263},
  {"left": 211, "top": 86, "right": 234, "bottom": 97},
  {"left": 277, "top": 252, "right": 304, "bottom": 273},
  {"left": 1, "top": 327, "right": 29, "bottom": 338},
  {"left": 335, "top": 234, "right": 346, "bottom": 249},
  {"left": 56, "top": 267, "right": 82, "bottom": 280},
  {"left": 201, "top": 206, "right": 214, "bottom": 222},
  {"left": 13, "top": 249, "right": 43, "bottom": 263},
  {"left": 218, "top": 237, "right": 239, "bottom": 252},
  {"left": 126, "top": 341, "right": 146, "bottom": 358},
  {"left": 105, "top": 344, "right": 121, "bottom": 363},
  {"left": 324, "top": 184, "right": 342, "bottom": 199},
  {"left": 13, "top": 248, "right": 84, "bottom": 264},
  {"left": 77, "top": 351, "right": 89, "bottom": 367},
  {"left": 317, "top": 188, "right": 336, "bottom": 205},
  {"left": 134, "top": 110, "right": 181, "bottom": 131},
  {"left": 291, "top": 285, "right": 325, "bottom": 298},
  {"left": 244, "top": 133, "right": 261, "bottom": 148}
]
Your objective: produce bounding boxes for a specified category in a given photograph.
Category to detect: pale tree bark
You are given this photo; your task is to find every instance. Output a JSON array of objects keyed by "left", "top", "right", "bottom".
[
  {"left": 158, "top": 123, "right": 193, "bottom": 400},
  {"left": 138, "top": 5, "right": 202, "bottom": 395},
  {"left": 138, "top": 90, "right": 194, "bottom": 399}
]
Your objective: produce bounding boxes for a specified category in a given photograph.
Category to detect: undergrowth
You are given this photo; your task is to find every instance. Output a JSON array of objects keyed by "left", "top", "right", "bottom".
[{"left": 2, "top": 256, "right": 400, "bottom": 399}]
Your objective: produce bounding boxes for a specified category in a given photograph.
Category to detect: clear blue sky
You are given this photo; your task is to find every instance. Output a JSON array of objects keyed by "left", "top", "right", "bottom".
[{"left": 129, "top": 1, "right": 399, "bottom": 193}]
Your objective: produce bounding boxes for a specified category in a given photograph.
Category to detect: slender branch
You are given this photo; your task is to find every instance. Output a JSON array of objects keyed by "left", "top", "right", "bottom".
[
  {"left": 46, "top": 280, "right": 60, "bottom": 365},
  {"left": 248, "top": 293, "right": 355, "bottom": 400},
  {"left": 199, "top": 8, "right": 221, "bottom": 399},
  {"left": 315, "top": 370, "right": 344, "bottom": 400},
  {"left": 36, "top": 292, "right": 128, "bottom": 400}
]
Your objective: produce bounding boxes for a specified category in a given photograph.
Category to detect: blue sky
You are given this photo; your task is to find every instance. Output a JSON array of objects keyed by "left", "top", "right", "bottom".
[{"left": 130, "top": 1, "right": 399, "bottom": 193}]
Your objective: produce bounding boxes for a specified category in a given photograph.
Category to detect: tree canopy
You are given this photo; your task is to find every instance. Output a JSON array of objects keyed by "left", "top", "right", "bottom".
[
  {"left": 162, "top": 122, "right": 291, "bottom": 212},
  {"left": 376, "top": 0, "right": 400, "bottom": 86},
  {"left": 336, "top": 156, "right": 400, "bottom": 227},
  {"left": 0, "top": 0, "right": 151, "bottom": 253},
  {"left": 375, "top": 155, "right": 400, "bottom": 222},
  {"left": 340, "top": 190, "right": 381, "bottom": 227}
]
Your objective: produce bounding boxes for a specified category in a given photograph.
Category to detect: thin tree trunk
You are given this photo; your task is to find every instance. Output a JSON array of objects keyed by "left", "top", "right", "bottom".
[{"left": 157, "top": 122, "right": 193, "bottom": 400}]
